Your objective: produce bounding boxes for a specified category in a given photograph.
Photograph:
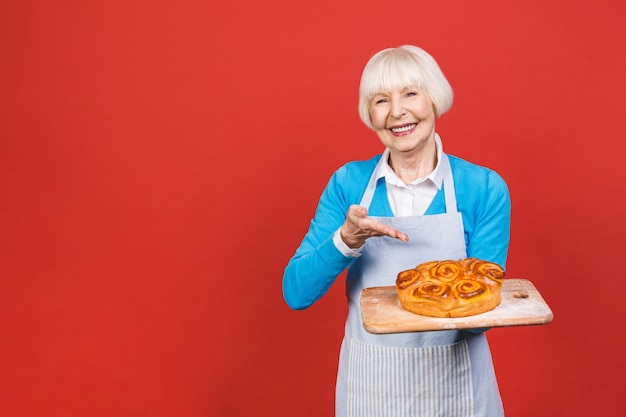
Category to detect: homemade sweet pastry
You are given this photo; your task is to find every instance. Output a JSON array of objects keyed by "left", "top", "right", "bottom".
[{"left": 396, "top": 258, "right": 505, "bottom": 318}]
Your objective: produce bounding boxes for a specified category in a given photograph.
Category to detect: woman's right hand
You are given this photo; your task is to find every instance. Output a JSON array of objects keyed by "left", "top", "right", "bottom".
[{"left": 339, "top": 205, "right": 409, "bottom": 249}]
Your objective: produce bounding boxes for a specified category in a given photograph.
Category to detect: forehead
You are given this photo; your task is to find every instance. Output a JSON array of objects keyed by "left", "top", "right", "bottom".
[{"left": 364, "top": 60, "right": 427, "bottom": 98}]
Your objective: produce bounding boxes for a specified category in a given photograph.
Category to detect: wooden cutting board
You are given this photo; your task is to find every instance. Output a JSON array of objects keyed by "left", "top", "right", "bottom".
[{"left": 361, "top": 278, "right": 553, "bottom": 334}]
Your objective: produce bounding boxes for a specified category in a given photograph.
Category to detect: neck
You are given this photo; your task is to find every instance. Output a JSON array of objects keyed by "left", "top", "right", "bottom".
[{"left": 388, "top": 142, "right": 437, "bottom": 184}]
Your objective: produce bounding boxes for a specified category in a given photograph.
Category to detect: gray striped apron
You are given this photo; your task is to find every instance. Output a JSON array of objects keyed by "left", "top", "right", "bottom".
[{"left": 335, "top": 153, "right": 504, "bottom": 417}]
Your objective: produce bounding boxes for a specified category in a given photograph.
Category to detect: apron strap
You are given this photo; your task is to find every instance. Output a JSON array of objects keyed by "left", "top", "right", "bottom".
[
  {"left": 358, "top": 165, "right": 380, "bottom": 209},
  {"left": 440, "top": 153, "right": 458, "bottom": 214}
]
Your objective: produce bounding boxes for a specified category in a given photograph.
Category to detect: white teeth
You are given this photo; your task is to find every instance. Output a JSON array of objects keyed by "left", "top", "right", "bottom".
[{"left": 391, "top": 124, "right": 416, "bottom": 133}]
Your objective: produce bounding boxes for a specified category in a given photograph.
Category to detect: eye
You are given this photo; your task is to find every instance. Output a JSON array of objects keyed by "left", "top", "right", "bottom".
[
  {"left": 373, "top": 96, "right": 389, "bottom": 105},
  {"left": 405, "top": 91, "right": 418, "bottom": 98}
]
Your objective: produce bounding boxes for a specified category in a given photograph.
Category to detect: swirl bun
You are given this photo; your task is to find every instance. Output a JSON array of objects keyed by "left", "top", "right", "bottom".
[{"left": 396, "top": 258, "right": 505, "bottom": 318}]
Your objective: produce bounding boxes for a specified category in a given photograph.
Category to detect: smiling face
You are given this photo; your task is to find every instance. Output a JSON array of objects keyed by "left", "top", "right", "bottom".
[{"left": 369, "top": 86, "right": 437, "bottom": 157}]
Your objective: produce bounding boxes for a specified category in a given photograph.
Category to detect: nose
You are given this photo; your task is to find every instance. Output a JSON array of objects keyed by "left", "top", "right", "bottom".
[{"left": 390, "top": 97, "right": 406, "bottom": 119}]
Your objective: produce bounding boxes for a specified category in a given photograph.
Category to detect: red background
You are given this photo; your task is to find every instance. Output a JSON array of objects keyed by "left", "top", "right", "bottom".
[{"left": 2, "top": 0, "right": 625, "bottom": 415}]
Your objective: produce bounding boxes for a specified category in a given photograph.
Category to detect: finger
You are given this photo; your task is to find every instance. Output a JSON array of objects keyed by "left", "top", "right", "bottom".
[
  {"left": 347, "top": 205, "right": 368, "bottom": 221},
  {"left": 392, "top": 229, "right": 410, "bottom": 242},
  {"left": 361, "top": 218, "right": 409, "bottom": 242}
]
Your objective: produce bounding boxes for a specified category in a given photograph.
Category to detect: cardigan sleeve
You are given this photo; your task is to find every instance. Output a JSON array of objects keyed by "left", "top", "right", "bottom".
[
  {"left": 463, "top": 169, "right": 511, "bottom": 270},
  {"left": 282, "top": 166, "right": 358, "bottom": 310}
]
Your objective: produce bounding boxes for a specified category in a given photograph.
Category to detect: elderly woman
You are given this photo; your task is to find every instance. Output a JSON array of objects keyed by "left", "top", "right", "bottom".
[{"left": 283, "top": 45, "right": 510, "bottom": 417}]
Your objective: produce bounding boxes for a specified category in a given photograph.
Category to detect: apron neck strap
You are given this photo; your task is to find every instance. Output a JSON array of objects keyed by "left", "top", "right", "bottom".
[
  {"left": 440, "top": 153, "right": 458, "bottom": 214},
  {"left": 358, "top": 163, "right": 380, "bottom": 209}
]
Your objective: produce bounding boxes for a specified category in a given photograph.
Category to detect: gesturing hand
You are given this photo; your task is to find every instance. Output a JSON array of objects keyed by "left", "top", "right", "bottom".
[{"left": 339, "top": 205, "right": 409, "bottom": 249}]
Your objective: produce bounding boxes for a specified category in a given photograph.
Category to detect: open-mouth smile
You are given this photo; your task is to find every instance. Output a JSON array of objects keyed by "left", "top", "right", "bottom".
[{"left": 390, "top": 123, "right": 417, "bottom": 134}]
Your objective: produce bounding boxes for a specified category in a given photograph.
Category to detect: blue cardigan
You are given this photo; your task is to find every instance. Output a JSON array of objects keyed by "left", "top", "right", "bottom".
[{"left": 283, "top": 153, "right": 511, "bottom": 310}]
